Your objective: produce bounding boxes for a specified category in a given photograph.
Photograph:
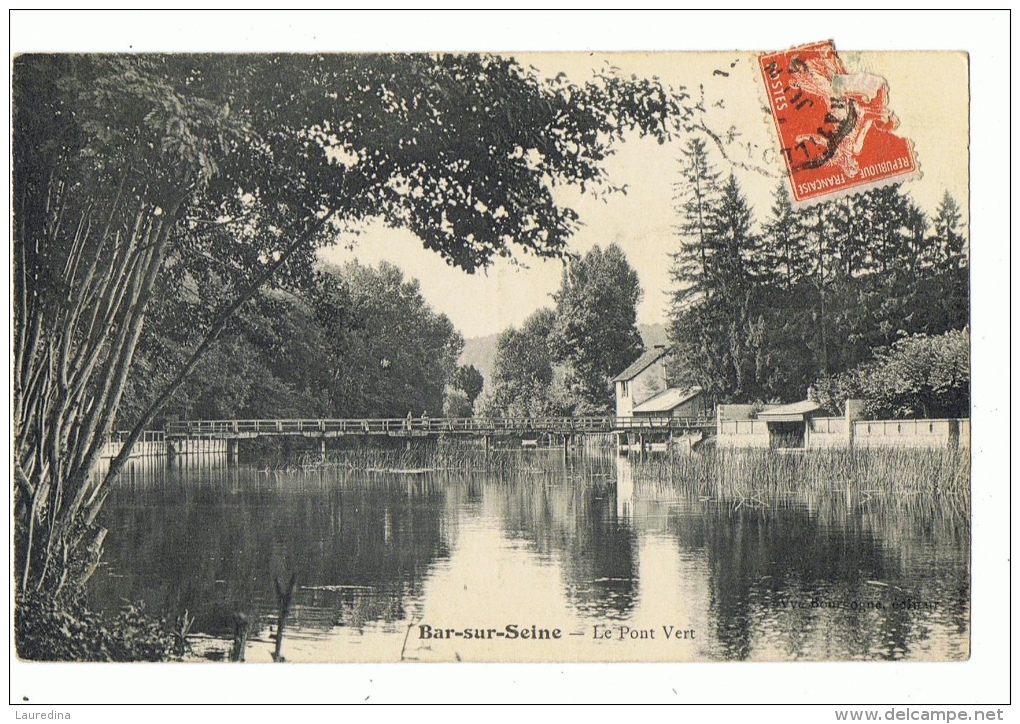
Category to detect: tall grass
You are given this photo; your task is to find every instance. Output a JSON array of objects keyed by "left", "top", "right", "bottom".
[
  {"left": 285, "top": 445, "right": 570, "bottom": 482},
  {"left": 633, "top": 447, "right": 970, "bottom": 521},
  {"left": 261, "top": 443, "right": 969, "bottom": 524}
]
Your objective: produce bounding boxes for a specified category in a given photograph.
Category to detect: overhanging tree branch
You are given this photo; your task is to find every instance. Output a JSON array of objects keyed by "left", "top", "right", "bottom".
[{"left": 98, "top": 212, "right": 332, "bottom": 493}]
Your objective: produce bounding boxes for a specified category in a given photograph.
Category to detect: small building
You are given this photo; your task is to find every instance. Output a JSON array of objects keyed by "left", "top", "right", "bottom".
[
  {"left": 612, "top": 346, "right": 670, "bottom": 418},
  {"left": 631, "top": 385, "right": 708, "bottom": 419},
  {"left": 717, "top": 398, "right": 842, "bottom": 450},
  {"left": 755, "top": 399, "right": 824, "bottom": 448}
]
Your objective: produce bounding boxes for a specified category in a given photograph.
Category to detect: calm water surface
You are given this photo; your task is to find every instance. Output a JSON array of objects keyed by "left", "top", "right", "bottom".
[{"left": 89, "top": 451, "right": 969, "bottom": 662}]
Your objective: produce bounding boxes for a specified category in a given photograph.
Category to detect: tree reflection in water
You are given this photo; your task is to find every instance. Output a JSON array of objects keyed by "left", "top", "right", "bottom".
[{"left": 89, "top": 450, "right": 969, "bottom": 661}]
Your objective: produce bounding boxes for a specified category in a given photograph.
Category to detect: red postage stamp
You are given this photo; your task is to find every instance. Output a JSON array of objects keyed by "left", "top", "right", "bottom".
[{"left": 758, "top": 40, "right": 919, "bottom": 206}]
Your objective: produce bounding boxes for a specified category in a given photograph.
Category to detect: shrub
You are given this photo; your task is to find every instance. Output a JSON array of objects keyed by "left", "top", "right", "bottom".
[
  {"left": 815, "top": 328, "right": 969, "bottom": 419},
  {"left": 15, "top": 592, "right": 178, "bottom": 662}
]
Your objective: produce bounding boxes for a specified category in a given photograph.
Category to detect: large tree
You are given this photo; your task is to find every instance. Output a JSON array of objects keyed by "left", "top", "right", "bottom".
[
  {"left": 444, "top": 364, "right": 485, "bottom": 417},
  {"left": 118, "top": 288, "right": 330, "bottom": 424},
  {"left": 814, "top": 328, "right": 970, "bottom": 419},
  {"left": 550, "top": 244, "right": 644, "bottom": 413},
  {"left": 668, "top": 172, "right": 769, "bottom": 402},
  {"left": 760, "top": 184, "right": 812, "bottom": 292},
  {"left": 311, "top": 261, "right": 462, "bottom": 418},
  {"left": 484, "top": 308, "right": 560, "bottom": 419},
  {"left": 930, "top": 191, "right": 967, "bottom": 273},
  {"left": 668, "top": 137, "right": 722, "bottom": 309},
  {"left": 13, "top": 53, "right": 689, "bottom": 597}
]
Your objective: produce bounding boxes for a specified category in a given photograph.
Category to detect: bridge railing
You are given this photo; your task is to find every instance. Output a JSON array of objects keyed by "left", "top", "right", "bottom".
[
  {"left": 612, "top": 416, "right": 712, "bottom": 430},
  {"left": 165, "top": 415, "right": 715, "bottom": 437}
]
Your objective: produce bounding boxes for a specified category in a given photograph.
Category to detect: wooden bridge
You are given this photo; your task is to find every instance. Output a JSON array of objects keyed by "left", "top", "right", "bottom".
[
  {"left": 165, "top": 415, "right": 715, "bottom": 440},
  {"left": 117, "top": 416, "right": 717, "bottom": 461}
]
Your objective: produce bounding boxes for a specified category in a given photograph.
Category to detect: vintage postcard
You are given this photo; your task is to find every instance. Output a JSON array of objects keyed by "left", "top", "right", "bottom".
[{"left": 10, "top": 10, "right": 1007, "bottom": 711}]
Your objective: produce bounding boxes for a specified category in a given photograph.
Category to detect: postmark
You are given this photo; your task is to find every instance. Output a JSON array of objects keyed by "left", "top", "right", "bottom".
[{"left": 758, "top": 40, "right": 919, "bottom": 207}]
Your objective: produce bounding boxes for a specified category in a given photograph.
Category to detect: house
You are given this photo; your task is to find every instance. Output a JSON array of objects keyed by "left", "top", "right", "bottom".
[
  {"left": 611, "top": 345, "right": 707, "bottom": 420},
  {"left": 612, "top": 346, "right": 669, "bottom": 418}
]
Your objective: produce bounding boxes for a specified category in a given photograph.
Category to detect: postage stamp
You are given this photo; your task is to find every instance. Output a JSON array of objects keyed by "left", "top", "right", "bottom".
[{"left": 758, "top": 40, "right": 920, "bottom": 207}]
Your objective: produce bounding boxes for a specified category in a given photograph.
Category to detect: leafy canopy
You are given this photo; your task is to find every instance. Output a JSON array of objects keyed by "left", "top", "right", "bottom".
[
  {"left": 12, "top": 52, "right": 691, "bottom": 600},
  {"left": 551, "top": 244, "right": 644, "bottom": 412},
  {"left": 814, "top": 329, "right": 970, "bottom": 419}
]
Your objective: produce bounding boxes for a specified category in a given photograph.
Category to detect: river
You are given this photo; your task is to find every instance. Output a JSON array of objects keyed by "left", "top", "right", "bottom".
[{"left": 87, "top": 450, "right": 970, "bottom": 662}]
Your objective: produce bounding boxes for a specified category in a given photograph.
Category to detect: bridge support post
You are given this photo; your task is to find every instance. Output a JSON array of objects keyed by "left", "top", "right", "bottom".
[
  {"left": 320, "top": 437, "right": 327, "bottom": 460},
  {"left": 483, "top": 435, "right": 490, "bottom": 456},
  {"left": 226, "top": 438, "right": 238, "bottom": 464},
  {"left": 638, "top": 434, "right": 645, "bottom": 456}
]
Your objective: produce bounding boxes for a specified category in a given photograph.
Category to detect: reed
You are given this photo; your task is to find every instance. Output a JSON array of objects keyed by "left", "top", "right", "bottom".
[
  {"left": 280, "top": 444, "right": 968, "bottom": 524},
  {"left": 289, "top": 445, "right": 551, "bottom": 481},
  {"left": 634, "top": 447, "right": 969, "bottom": 509}
]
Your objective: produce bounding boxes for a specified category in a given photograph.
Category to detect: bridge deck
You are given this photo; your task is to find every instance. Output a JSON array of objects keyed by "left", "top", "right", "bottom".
[{"left": 165, "top": 416, "right": 715, "bottom": 439}]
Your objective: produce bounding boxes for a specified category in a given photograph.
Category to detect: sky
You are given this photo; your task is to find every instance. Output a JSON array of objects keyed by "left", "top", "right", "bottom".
[{"left": 318, "top": 50, "right": 970, "bottom": 339}]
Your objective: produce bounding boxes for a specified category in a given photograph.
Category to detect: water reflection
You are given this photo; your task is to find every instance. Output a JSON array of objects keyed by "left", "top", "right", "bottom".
[
  {"left": 92, "top": 459, "right": 453, "bottom": 639},
  {"left": 89, "top": 451, "right": 969, "bottom": 662},
  {"left": 483, "top": 459, "right": 639, "bottom": 619}
]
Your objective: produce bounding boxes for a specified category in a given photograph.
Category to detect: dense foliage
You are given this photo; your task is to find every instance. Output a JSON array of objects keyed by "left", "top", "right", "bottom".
[
  {"left": 814, "top": 328, "right": 970, "bottom": 419},
  {"left": 484, "top": 244, "right": 645, "bottom": 416},
  {"left": 15, "top": 592, "right": 179, "bottom": 662},
  {"left": 14, "top": 52, "right": 688, "bottom": 607},
  {"left": 119, "top": 260, "right": 465, "bottom": 424},
  {"left": 310, "top": 261, "right": 463, "bottom": 418},
  {"left": 444, "top": 364, "right": 486, "bottom": 417},
  {"left": 484, "top": 308, "right": 561, "bottom": 418},
  {"left": 550, "top": 244, "right": 645, "bottom": 412},
  {"left": 667, "top": 140, "right": 968, "bottom": 412}
]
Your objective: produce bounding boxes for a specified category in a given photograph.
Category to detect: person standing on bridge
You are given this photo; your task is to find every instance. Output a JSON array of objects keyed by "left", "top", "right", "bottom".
[
  {"left": 421, "top": 410, "right": 430, "bottom": 430},
  {"left": 406, "top": 411, "right": 413, "bottom": 431}
]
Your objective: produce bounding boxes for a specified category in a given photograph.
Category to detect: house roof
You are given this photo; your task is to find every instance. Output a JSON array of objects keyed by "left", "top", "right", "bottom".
[
  {"left": 611, "top": 346, "right": 669, "bottom": 382},
  {"left": 632, "top": 386, "right": 703, "bottom": 414},
  {"left": 757, "top": 399, "right": 822, "bottom": 420}
]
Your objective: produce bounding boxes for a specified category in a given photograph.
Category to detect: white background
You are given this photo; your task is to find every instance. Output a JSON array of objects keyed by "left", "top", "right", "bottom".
[{"left": 6, "top": 8, "right": 1012, "bottom": 718}]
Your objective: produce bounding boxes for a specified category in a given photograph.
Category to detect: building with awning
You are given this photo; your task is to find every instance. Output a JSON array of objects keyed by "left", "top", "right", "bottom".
[
  {"left": 755, "top": 399, "right": 823, "bottom": 448},
  {"left": 717, "top": 398, "right": 836, "bottom": 449}
]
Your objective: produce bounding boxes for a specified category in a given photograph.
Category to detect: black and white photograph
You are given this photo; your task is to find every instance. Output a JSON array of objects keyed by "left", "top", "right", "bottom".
[{"left": 7, "top": 9, "right": 1010, "bottom": 714}]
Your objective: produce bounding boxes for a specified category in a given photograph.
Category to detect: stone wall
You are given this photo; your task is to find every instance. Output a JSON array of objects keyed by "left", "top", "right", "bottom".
[
  {"left": 717, "top": 419, "right": 770, "bottom": 448},
  {"left": 806, "top": 416, "right": 847, "bottom": 449},
  {"left": 715, "top": 403, "right": 969, "bottom": 450},
  {"left": 852, "top": 419, "right": 969, "bottom": 449}
]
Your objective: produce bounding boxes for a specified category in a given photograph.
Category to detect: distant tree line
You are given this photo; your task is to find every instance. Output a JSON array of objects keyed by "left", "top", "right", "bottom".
[
  {"left": 119, "top": 261, "right": 482, "bottom": 425},
  {"left": 667, "top": 138, "right": 969, "bottom": 417}
]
